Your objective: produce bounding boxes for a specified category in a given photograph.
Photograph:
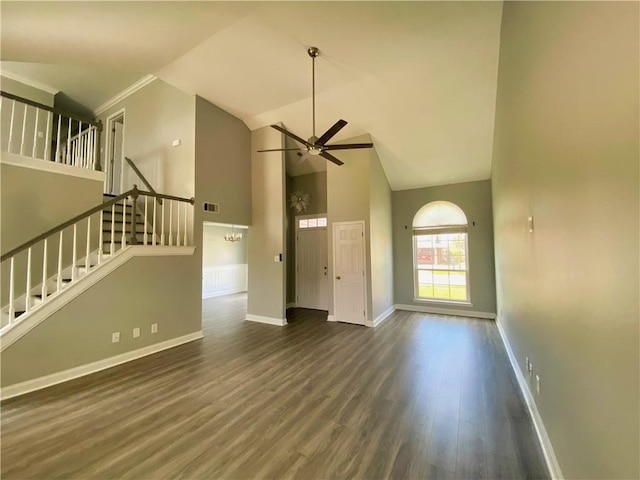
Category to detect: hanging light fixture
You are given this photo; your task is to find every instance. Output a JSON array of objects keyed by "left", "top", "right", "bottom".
[{"left": 224, "top": 225, "right": 243, "bottom": 242}]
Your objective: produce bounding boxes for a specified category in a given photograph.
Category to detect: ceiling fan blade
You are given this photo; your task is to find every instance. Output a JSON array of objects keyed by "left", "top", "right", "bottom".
[
  {"left": 257, "top": 148, "right": 305, "bottom": 152},
  {"left": 270, "top": 125, "right": 311, "bottom": 147},
  {"left": 320, "top": 151, "right": 344, "bottom": 166},
  {"left": 316, "top": 119, "right": 347, "bottom": 146},
  {"left": 323, "top": 143, "right": 373, "bottom": 150}
]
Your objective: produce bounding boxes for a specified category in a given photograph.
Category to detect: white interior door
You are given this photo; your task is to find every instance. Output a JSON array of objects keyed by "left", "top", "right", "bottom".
[
  {"left": 107, "top": 114, "right": 124, "bottom": 195},
  {"left": 333, "top": 221, "right": 366, "bottom": 325},
  {"left": 296, "top": 227, "right": 328, "bottom": 310}
]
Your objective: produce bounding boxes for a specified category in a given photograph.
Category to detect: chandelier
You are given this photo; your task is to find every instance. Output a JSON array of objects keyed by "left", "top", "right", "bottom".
[{"left": 224, "top": 225, "right": 243, "bottom": 242}]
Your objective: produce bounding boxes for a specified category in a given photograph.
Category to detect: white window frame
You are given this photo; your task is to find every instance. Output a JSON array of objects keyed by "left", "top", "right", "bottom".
[
  {"left": 296, "top": 213, "right": 327, "bottom": 230},
  {"left": 412, "top": 230, "right": 471, "bottom": 305}
]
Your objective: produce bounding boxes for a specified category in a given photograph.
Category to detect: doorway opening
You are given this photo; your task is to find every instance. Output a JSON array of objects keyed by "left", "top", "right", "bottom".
[
  {"left": 105, "top": 111, "right": 125, "bottom": 195},
  {"left": 202, "top": 222, "right": 248, "bottom": 300},
  {"left": 295, "top": 214, "right": 329, "bottom": 311}
]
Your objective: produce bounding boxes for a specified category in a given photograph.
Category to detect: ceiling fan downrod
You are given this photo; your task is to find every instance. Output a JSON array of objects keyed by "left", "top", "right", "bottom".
[{"left": 308, "top": 46, "right": 319, "bottom": 140}]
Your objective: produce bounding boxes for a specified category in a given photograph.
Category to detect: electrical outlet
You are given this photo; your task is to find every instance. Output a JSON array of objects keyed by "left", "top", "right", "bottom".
[
  {"left": 133, "top": 327, "right": 140, "bottom": 338},
  {"left": 535, "top": 375, "right": 540, "bottom": 394},
  {"left": 525, "top": 356, "right": 529, "bottom": 371},
  {"left": 528, "top": 359, "right": 533, "bottom": 373},
  {"left": 37, "top": 131, "right": 44, "bottom": 138},
  {"left": 151, "top": 323, "right": 158, "bottom": 334},
  {"left": 112, "top": 332, "right": 120, "bottom": 343}
]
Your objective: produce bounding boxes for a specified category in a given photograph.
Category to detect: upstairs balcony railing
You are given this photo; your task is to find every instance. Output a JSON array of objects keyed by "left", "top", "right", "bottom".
[{"left": 0, "top": 91, "right": 102, "bottom": 171}]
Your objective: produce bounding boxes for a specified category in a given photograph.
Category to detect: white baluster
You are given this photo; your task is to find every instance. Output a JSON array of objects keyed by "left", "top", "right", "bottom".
[
  {"left": 57, "top": 231, "right": 63, "bottom": 292},
  {"left": 77, "top": 121, "right": 83, "bottom": 167},
  {"left": 55, "top": 114, "right": 62, "bottom": 163},
  {"left": 88, "top": 127, "right": 94, "bottom": 169},
  {"left": 121, "top": 199, "right": 127, "bottom": 248},
  {"left": 8, "top": 257, "right": 15, "bottom": 324},
  {"left": 169, "top": 200, "right": 173, "bottom": 246},
  {"left": 183, "top": 202, "right": 188, "bottom": 246},
  {"left": 66, "top": 117, "right": 72, "bottom": 164},
  {"left": 8, "top": 100, "right": 16, "bottom": 153},
  {"left": 41, "top": 239, "right": 48, "bottom": 302},
  {"left": 98, "top": 210, "right": 104, "bottom": 264},
  {"left": 25, "top": 247, "right": 32, "bottom": 313},
  {"left": 161, "top": 201, "right": 166, "bottom": 246},
  {"left": 72, "top": 224, "right": 78, "bottom": 281},
  {"left": 143, "top": 195, "right": 148, "bottom": 245},
  {"left": 110, "top": 204, "right": 116, "bottom": 255},
  {"left": 20, "top": 105, "right": 28, "bottom": 156},
  {"left": 176, "top": 200, "right": 181, "bottom": 246},
  {"left": 44, "top": 111, "right": 52, "bottom": 161},
  {"left": 153, "top": 199, "right": 157, "bottom": 246},
  {"left": 32, "top": 108, "right": 40, "bottom": 158},
  {"left": 85, "top": 216, "right": 91, "bottom": 274}
]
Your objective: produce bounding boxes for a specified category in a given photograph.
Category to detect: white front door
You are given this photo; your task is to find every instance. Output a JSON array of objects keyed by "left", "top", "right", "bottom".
[
  {"left": 296, "top": 227, "right": 328, "bottom": 310},
  {"left": 333, "top": 221, "right": 366, "bottom": 325}
]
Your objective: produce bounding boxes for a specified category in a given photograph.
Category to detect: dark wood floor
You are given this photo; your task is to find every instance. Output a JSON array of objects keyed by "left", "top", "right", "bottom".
[{"left": 1, "top": 294, "right": 549, "bottom": 479}]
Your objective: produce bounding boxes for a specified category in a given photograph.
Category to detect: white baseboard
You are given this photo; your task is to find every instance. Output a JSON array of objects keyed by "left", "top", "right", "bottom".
[
  {"left": 495, "top": 317, "right": 564, "bottom": 480},
  {"left": 1, "top": 245, "right": 196, "bottom": 351},
  {"left": 0, "top": 331, "right": 203, "bottom": 401},
  {"left": 373, "top": 305, "right": 395, "bottom": 327},
  {"left": 327, "top": 314, "right": 337, "bottom": 322},
  {"left": 395, "top": 303, "right": 496, "bottom": 320},
  {"left": 245, "top": 314, "right": 287, "bottom": 326},
  {"left": 203, "top": 288, "right": 247, "bottom": 300}
]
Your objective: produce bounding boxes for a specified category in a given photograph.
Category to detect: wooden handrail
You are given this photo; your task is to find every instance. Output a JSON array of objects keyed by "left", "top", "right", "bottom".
[
  {"left": 0, "top": 91, "right": 101, "bottom": 127},
  {"left": 1, "top": 187, "right": 195, "bottom": 262},
  {"left": 125, "top": 157, "right": 161, "bottom": 204}
]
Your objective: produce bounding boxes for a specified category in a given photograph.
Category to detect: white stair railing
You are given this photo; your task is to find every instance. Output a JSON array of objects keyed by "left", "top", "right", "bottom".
[
  {"left": 0, "top": 186, "right": 195, "bottom": 333},
  {"left": 1, "top": 91, "right": 103, "bottom": 171}
]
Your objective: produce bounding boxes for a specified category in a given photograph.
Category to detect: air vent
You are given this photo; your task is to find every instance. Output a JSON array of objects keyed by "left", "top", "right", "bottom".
[{"left": 203, "top": 202, "right": 219, "bottom": 213}]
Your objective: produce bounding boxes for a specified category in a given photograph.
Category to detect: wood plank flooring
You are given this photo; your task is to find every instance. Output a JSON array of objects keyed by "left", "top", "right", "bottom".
[{"left": 1, "top": 294, "right": 549, "bottom": 479}]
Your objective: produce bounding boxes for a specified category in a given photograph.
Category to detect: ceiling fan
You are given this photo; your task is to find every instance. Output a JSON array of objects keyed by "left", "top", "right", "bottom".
[{"left": 257, "top": 46, "right": 373, "bottom": 166}]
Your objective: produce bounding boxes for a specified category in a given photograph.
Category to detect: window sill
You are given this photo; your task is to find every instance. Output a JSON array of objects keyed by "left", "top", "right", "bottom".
[{"left": 413, "top": 298, "right": 473, "bottom": 307}]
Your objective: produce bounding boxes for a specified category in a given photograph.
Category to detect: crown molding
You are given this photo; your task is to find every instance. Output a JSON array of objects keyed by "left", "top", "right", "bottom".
[
  {"left": 0, "top": 71, "right": 59, "bottom": 96},
  {"left": 93, "top": 74, "right": 157, "bottom": 117}
]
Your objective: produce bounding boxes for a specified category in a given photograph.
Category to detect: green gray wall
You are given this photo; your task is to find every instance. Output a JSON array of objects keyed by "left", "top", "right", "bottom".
[
  {"left": 202, "top": 224, "right": 247, "bottom": 268},
  {"left": 195, "top": 95, "right": 251, "bottom": 228},
  {"left": 1, "top": 76, "right": 54, "bottom": 107},
  {"left": 392, "top": 180, "right": 496, "bottom": 316},
  {"left": 491, "top": 2, "right": 639, "bottom": 479},
  {"left": 286, "top": 171, "right": 327, "bottom": 305},
  {"left": 369, "top": 147, "right": 394, "bottom": 320},
  {"left": 1, "top": 163, "right": 104, "bottom": 304},
  {"left": 247, "top": 126, "right": 286, "bottom": 322},
  {"left": 1, "top": 254, "right": 201, "bottom": 387},
  {"left": 97, "top": 79, "right": 196, "bottom": 200}
]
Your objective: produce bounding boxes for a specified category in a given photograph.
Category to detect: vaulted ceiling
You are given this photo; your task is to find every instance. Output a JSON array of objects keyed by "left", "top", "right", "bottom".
[{"left": 1, "top": 1, "right": 503, "bottom": 190}]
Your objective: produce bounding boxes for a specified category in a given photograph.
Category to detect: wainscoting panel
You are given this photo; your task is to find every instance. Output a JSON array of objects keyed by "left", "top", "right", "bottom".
[{"left": 202, "top": 264, "right": 248, "bottom": 298}]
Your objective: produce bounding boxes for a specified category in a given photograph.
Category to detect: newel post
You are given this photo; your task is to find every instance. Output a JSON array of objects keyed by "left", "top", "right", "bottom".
[{"left": 131, "top": 185, "right": 139, "bottom": 245}]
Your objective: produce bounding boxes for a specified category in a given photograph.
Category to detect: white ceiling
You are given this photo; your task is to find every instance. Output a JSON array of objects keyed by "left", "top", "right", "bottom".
[{"left": 0, "top": 1, "right": 503, "bottom": 190}]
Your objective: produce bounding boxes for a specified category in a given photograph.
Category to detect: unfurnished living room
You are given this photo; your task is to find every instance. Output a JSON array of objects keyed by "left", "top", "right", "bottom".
[{"left": 0, "top": 2, "right": 638, "bottom": 479}]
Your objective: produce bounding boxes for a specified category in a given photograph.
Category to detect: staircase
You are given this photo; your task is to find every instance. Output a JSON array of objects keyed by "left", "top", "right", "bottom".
[
  {"left": 1, "top": 186, "right": 194, "bottom": 334},
  {"left": 101, "top": 194, "right": 147, "bottom": 254}
]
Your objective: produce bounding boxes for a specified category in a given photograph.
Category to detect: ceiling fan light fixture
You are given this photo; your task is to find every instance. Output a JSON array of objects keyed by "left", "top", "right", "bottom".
[{"left": 308, "top": 146, "right": 322, "bottom": 156}]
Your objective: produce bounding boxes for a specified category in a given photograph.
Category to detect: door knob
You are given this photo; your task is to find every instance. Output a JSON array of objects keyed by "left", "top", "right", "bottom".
[{"left": 336, "top": 276, "right": 341, "bottom": 280}]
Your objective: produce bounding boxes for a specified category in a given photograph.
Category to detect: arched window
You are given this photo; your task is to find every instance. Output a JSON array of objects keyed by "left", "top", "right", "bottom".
[{"left": 413, "top": 201, "right": 470, "bottom": 302}]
